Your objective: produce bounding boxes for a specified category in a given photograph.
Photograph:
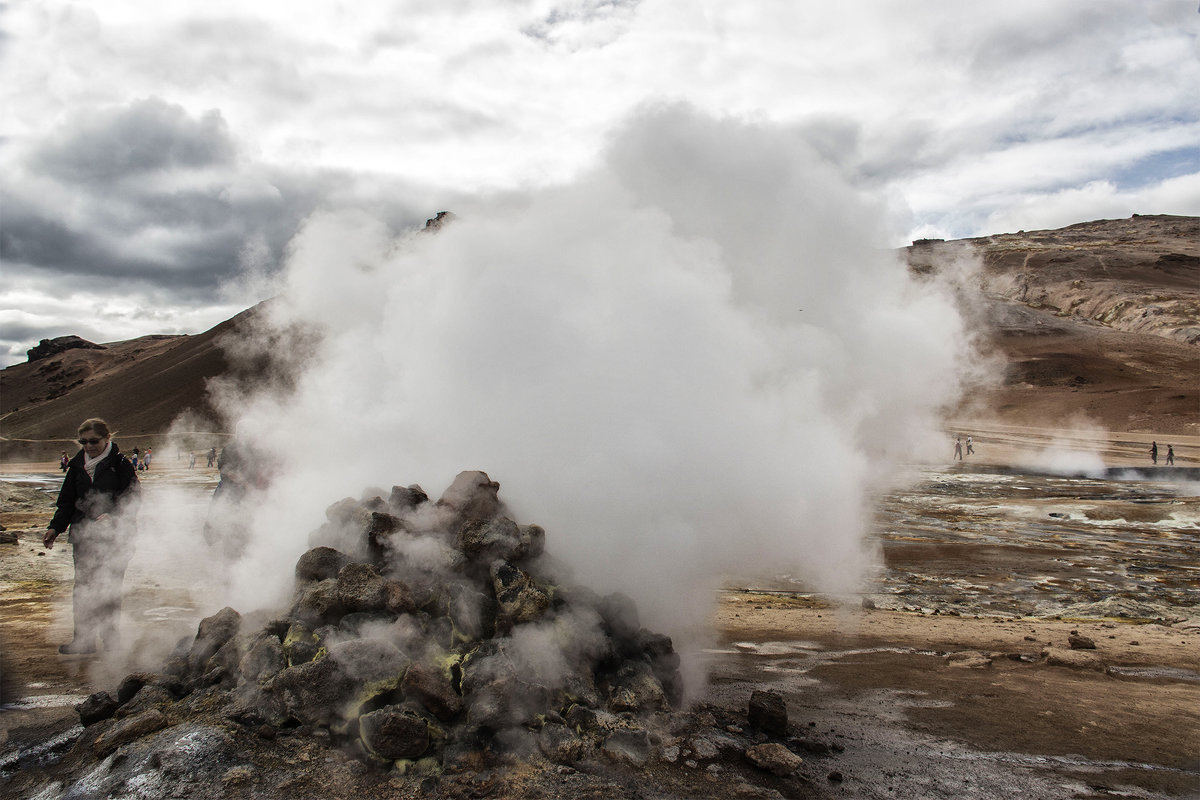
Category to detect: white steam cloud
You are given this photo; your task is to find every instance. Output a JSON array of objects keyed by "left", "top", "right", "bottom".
[{"left": 215, "top": 106, "right": 975, "bottom": 640}]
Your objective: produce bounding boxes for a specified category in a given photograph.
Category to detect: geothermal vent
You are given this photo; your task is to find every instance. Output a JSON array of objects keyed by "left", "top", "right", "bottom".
[{"left": 82, "top": 470, "right": 683, "bottom": 772}]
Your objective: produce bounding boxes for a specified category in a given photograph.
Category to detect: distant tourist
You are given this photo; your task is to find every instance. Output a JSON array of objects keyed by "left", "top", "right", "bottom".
[
  {"left": 1150, "top": 441, "right": 1158, "bottom": 465},
  {"left": 144, "top": 447, "right": 152, "bottom": 470},
  {"left": 189, "top": 452, "right": 197, "bottom": 469},
  {"left": 44, "top": 418, "right": 141, "bottom": 654},
  {"left": 131, "top": 448, "right": 140, "bottom": 470},
  {"left": 966, "top": 435, "right": 975, "bottom": 455},
  {"left": 1166, "top": 445, "right": 1175, "bottom": 466},
  {"left": 204, "top": 436, "right": 273, "bottom": 558},
  {"left": 954, "top": 437, "right": 964, "bottom": 460},
  {"left": 59, "top": 452, "right": 68, "bottom": 472},
  {"left": 207, "top": 447, "right": 217, "bottom": 468}
]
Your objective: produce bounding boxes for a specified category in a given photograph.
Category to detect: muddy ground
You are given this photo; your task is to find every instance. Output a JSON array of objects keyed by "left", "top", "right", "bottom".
[{"left": 2, "top": 456, "right": 1198, "bottom": 799}]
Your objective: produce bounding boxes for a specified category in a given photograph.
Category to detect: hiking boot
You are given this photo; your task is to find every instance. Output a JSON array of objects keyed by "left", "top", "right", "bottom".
[{"left": 58, "top": 638, "right": 97, "bottom": 655}]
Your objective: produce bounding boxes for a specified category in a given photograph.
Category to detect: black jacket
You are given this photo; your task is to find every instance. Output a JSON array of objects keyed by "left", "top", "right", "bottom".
[{"left": 49, "top": 443, "right": 141, "bottom": 533}]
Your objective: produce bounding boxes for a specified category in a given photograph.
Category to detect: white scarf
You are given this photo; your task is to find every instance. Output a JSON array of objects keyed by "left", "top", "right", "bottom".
[{"left": 84, "top": 441, "right": 113, "bottom": 481}]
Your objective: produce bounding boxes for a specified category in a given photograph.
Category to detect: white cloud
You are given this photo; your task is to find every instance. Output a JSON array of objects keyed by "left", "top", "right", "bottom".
[{"left": 0, "top": 0, "right": 1196, "bottom": 358}]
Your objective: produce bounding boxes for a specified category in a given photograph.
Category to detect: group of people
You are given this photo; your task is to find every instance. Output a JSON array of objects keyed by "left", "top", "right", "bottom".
[
  {"left": 46, "top": 418, "right": 271, "bottom": 655},
  {"left": 130, "top": 447, "right": 152, "bottom": 471},
  {"left": 1149, "top": 441, "right": 1176, "bottom": 466},
  {"left": 953, "top": 434, "right": 975, "bottom": 460}
]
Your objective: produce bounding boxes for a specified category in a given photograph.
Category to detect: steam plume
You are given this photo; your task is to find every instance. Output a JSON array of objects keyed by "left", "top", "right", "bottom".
[{"left": 206, "top": 106, "right": 975, "bottom": 641}]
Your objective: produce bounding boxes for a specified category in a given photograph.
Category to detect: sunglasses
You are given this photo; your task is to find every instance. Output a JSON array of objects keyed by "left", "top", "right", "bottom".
[{"left": 78, "top": 437, "right": 104, "bottom": 445}]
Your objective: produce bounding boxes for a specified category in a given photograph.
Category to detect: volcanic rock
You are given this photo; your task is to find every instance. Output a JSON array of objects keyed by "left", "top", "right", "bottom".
[
  {"left": 747, "top": 689, "right": 788, "bottom": 736},
  {"left": 116, "top": 672, "right": 157, "bottom": 704},
  {"left": 93, "top": 709, "right": 170, "bottom": 757},
  {"left": 295, "top": 546, "right": 352, "bottom": 581},
  {"left": 187, "top": 606, "right": 241, "bottom": 674},
  {"left": 745, "top": 742, "right": 803, "bottom": 776},
  {"left": 359, "top": 706, "right": 431, "bottom": 760},
  {"left": 538, "top": 721, "right": 585, "bottom": 764},
  {"left": 76, "top": 691, "right": 119, "bottom": 726},
  {"left": 491, "top": 559, "right": 552, "bottom": 625},
  {"left": 1068, "top": 632, "right": 1097, "bottom": 649},
  {"left": 116, "top": 685, "right": 175, "bottom": 719},
  {"left": 602, "top": 728, "right": 653, "bottom": 766},
  {"left": 70, "top": 469, "right": 683, "bottom": 776},
  {"left": 336, "top": 562, "right": 388, "bottom": 613}
]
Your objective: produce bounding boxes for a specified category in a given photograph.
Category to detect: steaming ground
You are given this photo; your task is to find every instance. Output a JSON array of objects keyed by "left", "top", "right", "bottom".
[
  {"left": 211, "top": 106, "right": 978, "bottom": 643},
  {"left": 3, "top": 452, "right": 1198, "bottom": 799}
]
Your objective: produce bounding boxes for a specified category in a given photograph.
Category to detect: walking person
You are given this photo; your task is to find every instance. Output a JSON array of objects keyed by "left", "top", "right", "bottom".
[
  {"left": 1150, "top": 441, "right": 1158, "bottom": 465},
  {"left": 954, "top": 437, "right": 964, "bottom": 460},
  {"left": 1166, "top": 445, "right": 1175, "bottom": 466},
  {"left": 966, "top": 435, "right": 974, "bottom": 456},
  {"left": 43, "top": 418, "right": 141, "bottom": 654}
]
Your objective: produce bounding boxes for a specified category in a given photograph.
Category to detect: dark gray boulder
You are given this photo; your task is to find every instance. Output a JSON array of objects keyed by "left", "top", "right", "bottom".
[
  {"left": 401, "top": 659, "right": 464, "bottom": 722},
  {"left": 748, "top": 689, "right": 788, "bottom": 737},
  {"left": 337, "top": 562, "right": 388, "bottom": 613},
  {"left": 359, "top": 706, "right": 431, "bottom": 760},
  {"left": 295, "top": 546, "right": 352, "bottom": 582},
  {"left": 77, "top": 691, "right": 119, "bottom": 726}
]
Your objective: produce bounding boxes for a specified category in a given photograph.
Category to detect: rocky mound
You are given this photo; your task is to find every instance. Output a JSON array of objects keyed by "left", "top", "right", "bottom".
[{"left": 73, "top": 471, "right": 689, "bottom": 773}]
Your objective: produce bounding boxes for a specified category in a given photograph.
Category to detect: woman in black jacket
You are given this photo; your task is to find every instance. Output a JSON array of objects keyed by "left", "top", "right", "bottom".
[{"left": 44, "top": 418, "right": 140, "bottom": 654}]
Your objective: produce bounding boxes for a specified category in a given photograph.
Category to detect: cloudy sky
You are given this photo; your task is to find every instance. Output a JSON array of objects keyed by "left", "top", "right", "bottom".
[{"left": 1, "top": 1, "right": 1197, "bottom": 366}]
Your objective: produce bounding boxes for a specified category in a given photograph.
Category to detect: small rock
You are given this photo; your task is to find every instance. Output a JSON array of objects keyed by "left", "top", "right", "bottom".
[
  {"left": 76, "top": 691, "right": 119, "bottom": 726},
  {"left": 745, "top": 742, "right": 803, "bottom": 776},
  {"left": 945, "top": 650, "right": 992, "bottom": 668},
  {"left": 691, "top": 736, "right": 719, "bottom": 760},
  {"left": 1042, "top": 647, "right": 1107, "bottom": 672},
  {"left": 602, "top": 728, "right": 652, "bottom": 767},
  {"left": 1068, "top": 634, "right": 1096, "bottom": 650},
  {"left": 223, "top": 765, "right": 255, "bottom": 787},
  {"left": 828, "top": 770, "right": 844, "bottom": 782},
  {"left": 748, "top": 689, "right": 788, "bottom": 736},
  {"left": 93, "top": 709, "right": 170, "bottom": 756}
]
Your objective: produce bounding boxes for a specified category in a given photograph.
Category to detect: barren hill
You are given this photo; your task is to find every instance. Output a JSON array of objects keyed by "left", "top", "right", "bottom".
[
  {"left": 908, "top": 214, "right": 1197, "bottom": 438},
  {"left": 1, "top": 215, "right": 1196, "bottom": 462},
  {"left": 0, "top": 304, "right": 267, "bottom": 460}
]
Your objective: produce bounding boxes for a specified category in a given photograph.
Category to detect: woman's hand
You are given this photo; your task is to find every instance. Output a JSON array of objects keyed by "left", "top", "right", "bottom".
[{"left": 43, "top": 528, "right": 59, "bottom": 549}]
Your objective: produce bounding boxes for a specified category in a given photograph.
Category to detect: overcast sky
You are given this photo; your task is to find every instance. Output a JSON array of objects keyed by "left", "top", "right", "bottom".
[{"left": 1, "top": 1, "right": 1197, "bottom": 366}]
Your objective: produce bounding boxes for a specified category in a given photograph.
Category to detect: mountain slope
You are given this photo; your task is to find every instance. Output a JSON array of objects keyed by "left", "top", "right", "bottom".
[
  {"left": 2, "top": 216, "right": 1196, "bottom": 461},
  {"left": 0, "top": 305, "right": 265, "bottom": 459}
]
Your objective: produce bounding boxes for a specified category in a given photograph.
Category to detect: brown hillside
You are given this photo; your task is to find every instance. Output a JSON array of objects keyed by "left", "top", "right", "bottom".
[
  {"left": 908, "top": 214, "right": 1198, "bottom": 438},
  {"left": 1, "top": 216, "right": 1196, "bottom": 462},
  {"left": 0, "top": 305, "right": 266, "bottom": 460}
]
